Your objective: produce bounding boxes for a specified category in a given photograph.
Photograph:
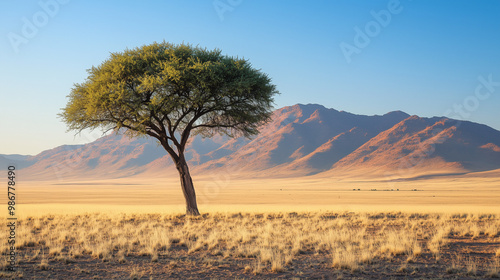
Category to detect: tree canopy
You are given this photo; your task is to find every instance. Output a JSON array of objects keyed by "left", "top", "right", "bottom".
[{"left": 61, "top": 42, "right": 279, "bottom": 215}]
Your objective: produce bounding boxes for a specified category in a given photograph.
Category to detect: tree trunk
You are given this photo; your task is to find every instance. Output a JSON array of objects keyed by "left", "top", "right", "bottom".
[{"left": 175, "top": 154, "right": 200, "bottom": 216}]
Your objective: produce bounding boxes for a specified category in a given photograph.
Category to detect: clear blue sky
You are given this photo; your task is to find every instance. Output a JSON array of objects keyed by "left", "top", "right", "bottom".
[{"left": 1, "top": 0, "right": 499, "bottom": 155}]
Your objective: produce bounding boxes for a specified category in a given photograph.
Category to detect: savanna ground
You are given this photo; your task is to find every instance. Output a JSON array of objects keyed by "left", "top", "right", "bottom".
[
  {"left": 1, "top": 173, "right": 500, "bottom": 279},
  {"left": 1, "top": 210, "right": 500, "bottom": 279}
]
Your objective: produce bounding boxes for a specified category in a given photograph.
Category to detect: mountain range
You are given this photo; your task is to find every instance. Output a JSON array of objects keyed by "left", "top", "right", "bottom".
[{"left": 3, "top": 104, "right": 500, "bottom": 181}]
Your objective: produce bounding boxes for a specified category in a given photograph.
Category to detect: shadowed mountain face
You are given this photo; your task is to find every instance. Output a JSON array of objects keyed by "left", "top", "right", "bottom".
[
  {"left": 6, "top": 104, "right": 500, "bottom": 180},
  {"left": 329, "top": 116, "right": 500, "bottom": 178},
  {"left": 195, "top": 104, "right": 411, "bottom": 176}
]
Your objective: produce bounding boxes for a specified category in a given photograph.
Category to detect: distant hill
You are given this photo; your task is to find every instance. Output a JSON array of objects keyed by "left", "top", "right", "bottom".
[
  {"left": 194, "top": 104, "right": 410, "bottom": 177},
  {"left": 327, "top": 115, "right": 500, "bottom": 178},
  {"left": 5, "top": 104, "right": 500, "bottom": 181},
  {"left": 0, "top": 154, "right": 35, "bottom": 170}
]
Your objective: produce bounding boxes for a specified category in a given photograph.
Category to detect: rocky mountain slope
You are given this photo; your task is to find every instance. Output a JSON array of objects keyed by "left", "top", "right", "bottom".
[{"left": 4, "top": 104, "right": 500, "bottom": 181}]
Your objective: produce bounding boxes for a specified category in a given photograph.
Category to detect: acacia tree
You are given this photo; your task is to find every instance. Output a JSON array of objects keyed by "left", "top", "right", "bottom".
[{"left": 61, "top": 42, "right": 278, "bottom": 215}]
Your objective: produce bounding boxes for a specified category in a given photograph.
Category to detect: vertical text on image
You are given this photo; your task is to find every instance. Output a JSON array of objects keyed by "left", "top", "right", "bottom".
[{"left": 7, "top": 166, "right": 17, "bottom": 271}]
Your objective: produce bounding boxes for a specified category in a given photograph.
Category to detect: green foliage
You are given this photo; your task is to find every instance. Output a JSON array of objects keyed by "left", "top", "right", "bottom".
[{"left": 61, "top": 42, "right": 278, "bottom": 156}]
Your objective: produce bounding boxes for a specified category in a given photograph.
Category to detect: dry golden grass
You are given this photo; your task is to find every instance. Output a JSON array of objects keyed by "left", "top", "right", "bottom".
[
  {"left": 1, "top": 209, "right": 500, "bottom": 278},
  {"left": 466, "top": 256, "right": 478, "bottom": 276},
  {"left": 487, "top": 259, "right": 500, "bottom": 278}
]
